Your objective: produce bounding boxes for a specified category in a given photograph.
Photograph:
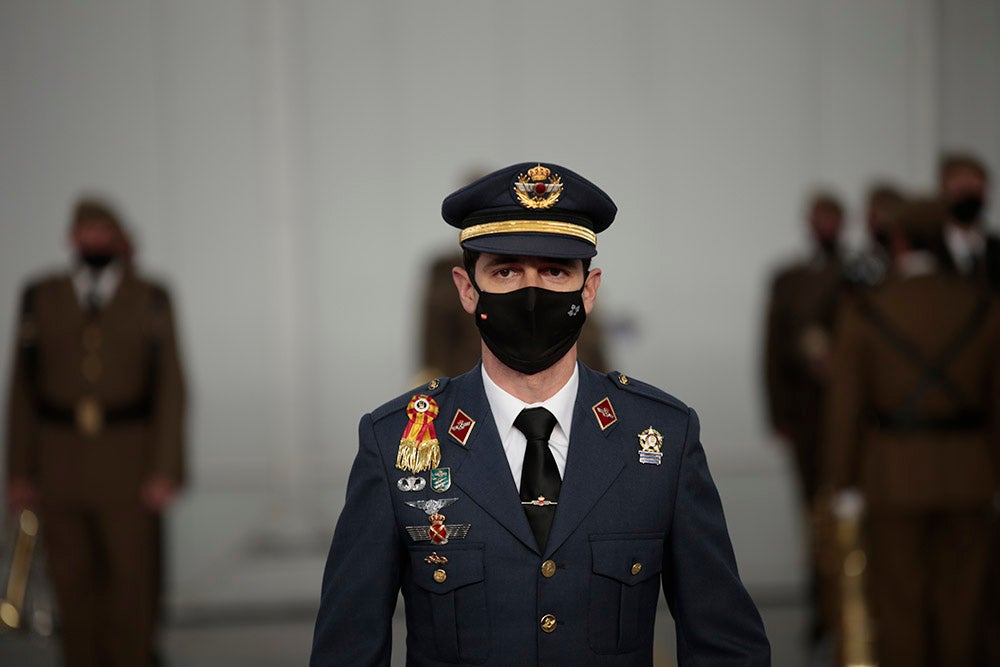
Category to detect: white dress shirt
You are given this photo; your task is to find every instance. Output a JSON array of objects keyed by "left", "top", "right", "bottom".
[
  {"left": 944, "top": 223, "right": 985, "bottom": 275},
  {"left": 481, "top": 364, "right": 579, "bottom": 492},
  {"left": 72, "top": 261, "right": 123, "bottom": 310}
]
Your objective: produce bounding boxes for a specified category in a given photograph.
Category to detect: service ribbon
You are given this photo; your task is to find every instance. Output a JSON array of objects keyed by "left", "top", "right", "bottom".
[{"left": 396, "top": 395, "right": 441, "bottom": 474}]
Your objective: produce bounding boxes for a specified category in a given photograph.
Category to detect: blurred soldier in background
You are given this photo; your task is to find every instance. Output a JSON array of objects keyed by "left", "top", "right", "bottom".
[
  {"left": 4, "top": 197, "right": 186, "bottom": 667},
  {"left": 844, "top": 183, "right": 905, "bottom": 290},
  {"left": 762, "top": 191, "right": 846, "bottom": 651},
  {"left": 824, "top": 197, "right": 1000, "bottom": 667},
  {"left": 940, "top": 153, "right": 998, "bottom": 290}
]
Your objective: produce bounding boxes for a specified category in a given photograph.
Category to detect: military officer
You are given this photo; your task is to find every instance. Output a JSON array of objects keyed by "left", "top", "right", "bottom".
[
  {"left": 4, "top": 197, "right": 186, "bottom": 667},
  {"left": 823, "top": 197, "right": 1000, "bottom": 667},
  {"left": 762, "top": 191, "right": 846, "bottom": 650},
  {"left": 311, "top": 163, "right": 769, "bottom": 666},
  {"left": 940, "top": 153, "right": 998, "bottom": 290}
]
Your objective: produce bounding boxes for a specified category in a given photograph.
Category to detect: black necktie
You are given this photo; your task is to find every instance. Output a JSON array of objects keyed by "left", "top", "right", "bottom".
[{"left": 514, "top": 407, "right": 560, "bottom": 552}]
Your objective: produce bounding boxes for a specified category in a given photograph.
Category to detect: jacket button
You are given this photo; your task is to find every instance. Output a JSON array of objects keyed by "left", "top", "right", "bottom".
[
  {"left": 618, "top": 374, "right": 630, "bottom": 385},
  {"left": 539, "top": 614, "right": 557, "bottom": 633},
  {"left": 541, "top": 560, "right": 556, "bottom": 578},
  {"left": 433, "top": 569, "right": 447, "bottom": 583},
  {"left": 427, "top": 378, "right": 440, "bottom": 390},
  {"left": 631, "top": 562, "right": 643, "bottom": 576}
]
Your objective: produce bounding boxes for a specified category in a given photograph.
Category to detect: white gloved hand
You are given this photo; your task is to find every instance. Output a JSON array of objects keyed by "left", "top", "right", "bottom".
[{"left": 833, "top": 488, "right": 865, "bottom": 519}]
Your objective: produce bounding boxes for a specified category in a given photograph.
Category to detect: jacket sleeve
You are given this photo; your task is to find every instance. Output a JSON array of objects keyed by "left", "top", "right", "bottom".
[
  {"left": 5, "top": 285, "right": 40, "bottom": 484},
  {"left": 822, "top": 300, "right": 867, "bottom": 491},
  {"left": 662, "top": 408, "right": 771, "bottom": 666},
  {"left": 148, "top": 286, "right": 187, "bottom": 486},
  {"left": 763, "top": 273, "right": 794, "bottom": 431},
  {"left": 311, "top": 413, "right": 402, "bottom": 667}
]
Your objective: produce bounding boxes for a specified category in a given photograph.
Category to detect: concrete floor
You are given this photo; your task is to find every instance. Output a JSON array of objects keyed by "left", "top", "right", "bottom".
[{"left": 0, "top": 600, "right": 811, "bottom": 666}]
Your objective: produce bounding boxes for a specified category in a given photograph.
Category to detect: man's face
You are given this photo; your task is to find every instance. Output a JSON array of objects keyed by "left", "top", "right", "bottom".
[
  {"left": 452, "top": 253, "right": 602, "bottom": 316},
  {"left": 71, "top": 219, "right": 120, "bottom": 257},
  {"left": 942, "top": 167, "right": 988, "bottom": 205},
  {"left": 809, "top": 205, "right": 843, "bottom": 247}
]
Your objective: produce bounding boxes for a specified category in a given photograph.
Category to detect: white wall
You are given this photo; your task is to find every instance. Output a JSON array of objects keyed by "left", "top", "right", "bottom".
[{"left": 1, "top": 0, "right": 994, "bottom": 597}]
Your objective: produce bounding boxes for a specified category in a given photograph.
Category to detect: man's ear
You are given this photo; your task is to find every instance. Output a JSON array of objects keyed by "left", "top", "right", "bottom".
[
  {"left": 582, "top": 267, "right": 602, "bottom": 315},
  {"left": 452, "top": 266, "right": 478, "bottom": 315}
]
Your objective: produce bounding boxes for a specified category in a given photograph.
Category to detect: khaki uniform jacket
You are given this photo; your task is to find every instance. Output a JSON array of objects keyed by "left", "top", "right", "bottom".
[
  {"left": 824, "top": 270, "right": 1000, "bottom": 510},
  {"left": 763, "top": 254, "right": 843, "bottom": 497},
  {"left": 5, "top": 269, "right": 185, "bottom": 507}
]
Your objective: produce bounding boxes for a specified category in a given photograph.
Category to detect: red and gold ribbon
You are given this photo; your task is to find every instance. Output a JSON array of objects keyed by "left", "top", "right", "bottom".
[{"left": 396, "top": 395, "right": 441, "bottom": 473}]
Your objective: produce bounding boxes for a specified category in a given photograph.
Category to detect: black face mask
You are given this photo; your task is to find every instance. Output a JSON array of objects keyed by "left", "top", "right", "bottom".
[
  {"left": 949, "top": 195, "right": 984, "bottom": 225},
  {"left": 79, "top": 252, "right": 115, "bottom": 270},
  {"left": 474, "top": 283, "right": 587, "bottom": 375}
]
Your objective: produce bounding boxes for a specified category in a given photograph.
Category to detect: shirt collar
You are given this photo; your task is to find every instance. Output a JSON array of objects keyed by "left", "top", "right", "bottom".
[
  {"left": 72, "top": 260, "right": 124, "bottom": 305},
  {"left": 481, "top": 363, "right": 579, "bottom": 442}
]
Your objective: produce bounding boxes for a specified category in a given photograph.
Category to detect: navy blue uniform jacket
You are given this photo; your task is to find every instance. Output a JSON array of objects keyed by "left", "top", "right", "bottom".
[{"left": 311, "top": 364, "right": 770, "bottom": 666}]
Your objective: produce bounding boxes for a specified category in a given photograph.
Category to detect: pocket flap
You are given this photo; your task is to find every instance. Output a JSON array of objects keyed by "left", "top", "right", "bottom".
[
  {"left": 590, "top": 534, "right": 663, "bottom": 585},
  {"left": 409, "top": 543, "right": 485, "bottom": 594}
]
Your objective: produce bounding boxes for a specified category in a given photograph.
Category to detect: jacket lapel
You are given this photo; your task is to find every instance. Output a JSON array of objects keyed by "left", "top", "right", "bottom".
[
  {"left": 441, "top": 367, "right": 540, "bottom": 554},
  {"left": 543, "top": 364, "right": 627, "bottom": 557}
]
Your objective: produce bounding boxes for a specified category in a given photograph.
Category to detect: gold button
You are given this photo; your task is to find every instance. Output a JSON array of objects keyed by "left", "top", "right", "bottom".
[
  {"left": 82, "top": 356, "right": 103, "bottom": 382},
  {"left": 539, "top": 614, "right": 557, "bottom": 633},
  {"left": 433, "top": 569, "right": 447, "bottom": 583},
  {"left": 541, "top": 560, "right": 556, "bottom": 578},
  {"left": 631, "top": 562, "right": 643, "bottom": 576},
  {"left": 619, "top": 374, "right": 630, "bottom": 385},
  {"left": 428, "top": 378, "right": 440, "bottom": 390}
]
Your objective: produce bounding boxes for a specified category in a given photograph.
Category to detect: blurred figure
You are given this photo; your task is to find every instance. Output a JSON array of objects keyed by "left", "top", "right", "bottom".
[
  {"left": 940, "top": 153, "right": 998, "bottom": 289},
  {"left": 844, "top": 183, "right": 905, "bottom": 290},
  {"left": 415, "top": 252, "right": 610, "bottom": 385},
  {"left": 762, "top": 191, "right": 846, "bottom": 652},
  {"left": 4, "top": 197, "right": 186, "bottom": 667},
  {"left": 824, "top": 197, "right": 1000, "bottom": 667}
]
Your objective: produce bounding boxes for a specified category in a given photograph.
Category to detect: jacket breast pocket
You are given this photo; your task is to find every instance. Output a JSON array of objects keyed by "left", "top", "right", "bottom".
[
  {"left": 408, "top": 543, "right": 489, "bottom": 664},
  {"left": 588, "top": 533, "right": 664, "bottom": 655}
]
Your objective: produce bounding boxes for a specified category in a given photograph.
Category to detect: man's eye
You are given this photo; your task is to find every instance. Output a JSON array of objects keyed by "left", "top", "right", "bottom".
[{"left": 496, "top": 268, "right": 512, "bottom": 278}]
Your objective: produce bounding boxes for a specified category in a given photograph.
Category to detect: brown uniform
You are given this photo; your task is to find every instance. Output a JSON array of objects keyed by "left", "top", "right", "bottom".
[
  {"left": 824, "top": 269, "right": 1000, "bottom": 667},
  {"left": 764, "top": 254, "right": 844, "bottom": 501},
  {"left": 5, "top": 269, "right": 185, "bottom": 667}
]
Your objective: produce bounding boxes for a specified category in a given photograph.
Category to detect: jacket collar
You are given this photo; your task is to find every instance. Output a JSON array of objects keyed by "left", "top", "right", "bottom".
[{"left": 441, "top": 363, "right": 626, "bottom": 557}]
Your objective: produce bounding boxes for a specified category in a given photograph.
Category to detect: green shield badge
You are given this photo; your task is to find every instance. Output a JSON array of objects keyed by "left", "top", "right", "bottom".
[{"left": 430, "top": 467, "right": 451, "bottom": 493}]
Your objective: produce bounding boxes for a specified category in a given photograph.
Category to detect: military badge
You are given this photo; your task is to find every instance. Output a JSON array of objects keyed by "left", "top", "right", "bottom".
[
  {"left": 424, "top": 552, "right": 448, "bottom": 565},
  {"left": 430, "top": 467, "right": 452, "bottom": 493},
  {"left": 448, "top": 409, "right": 475, "bottom": 446},
  {"left": 637, "top": 427, "right": 664, "bottom": 465},
  {"left": 405, "top": 513, "right": 470, "bottom": 545},
  {"left": 396, "top": 476, "right": 426, "bottom": 492},
  {"left": 405, "top": 498, "right": 458, "bottom": 515},
  {"left": 592, "top": 397, "right": 617, "bottom": 431},
  {"left": 396, "top": 395, "right": 441, "bottom": 474},
  {"left": 513, "top": 164, "right": 563, "bottom": 209}
]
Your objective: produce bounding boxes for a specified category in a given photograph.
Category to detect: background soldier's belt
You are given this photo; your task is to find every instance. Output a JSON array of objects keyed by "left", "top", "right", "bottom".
[
  {"left": 872, "top": 410, "right": 986, "bottom": 433},
  {"left": 35, "top": 398, "right": 151, "bottom": 432}
]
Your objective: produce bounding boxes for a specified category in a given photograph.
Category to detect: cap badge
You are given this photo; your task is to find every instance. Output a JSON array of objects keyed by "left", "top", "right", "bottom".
[
  {"left": 430, "top": 467, "right": 452, "bottom": 493},
  {"left": 592, "top": 397, "right": 618, "bottom": 431},
  {"left": 448, "top": 409, "right": 475, "bottom": 446},
  {"left": 396, "top": 395, "right": 441, "bottom": 474},
  {"left": 514, "top": 164, "right": 563, "bottom": 209},
  {"left": 637, "top": 427, "right": 664, "bottom": 466}
]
